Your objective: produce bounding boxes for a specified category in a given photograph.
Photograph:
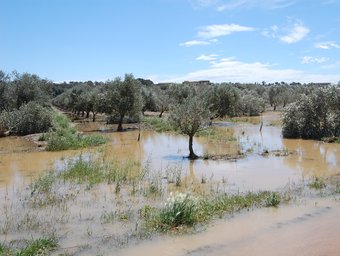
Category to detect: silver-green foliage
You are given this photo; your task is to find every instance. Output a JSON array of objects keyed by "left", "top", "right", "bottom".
[
  {"left": 169, "top": 93, "right": 210, "bottom": 158},
  {"left": 282, "top": 87, "right": 340, "bottom": 139},
  {"left": 0, "top": 102, "right": 52, "bottom": 135}
]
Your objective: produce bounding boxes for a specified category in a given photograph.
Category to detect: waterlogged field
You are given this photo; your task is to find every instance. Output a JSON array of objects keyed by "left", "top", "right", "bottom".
[{"left": 0, "top": 112, "right": 339, "bottom": 255}]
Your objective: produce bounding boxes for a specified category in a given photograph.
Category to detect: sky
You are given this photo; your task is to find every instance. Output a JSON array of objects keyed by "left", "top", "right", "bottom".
[{"left": 1, "top": 0, "right": 340, "bottom": 84}]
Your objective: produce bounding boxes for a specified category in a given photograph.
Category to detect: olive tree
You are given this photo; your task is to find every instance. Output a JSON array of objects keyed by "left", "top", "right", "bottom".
[
  {"left": 0, "top": 101, "right": 52, "bottom": 135},
  {"left": 169, "top": 93, "right": 210, "bottom": 159},
  {"left": 106, "top": 74, "right": 142, "bottom": 131},
  {"left": 207, "top": 84, "right": 240, "bottom": 118},
  {"left": 282, "top": 87, "right": 340, "bottom": 139}
]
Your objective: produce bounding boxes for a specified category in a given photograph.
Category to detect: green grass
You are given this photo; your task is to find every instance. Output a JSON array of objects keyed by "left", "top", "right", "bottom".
[
  {"left": 0, "top": 237, "right": 58, "bottom": 256},
  {"left": 141, "top": 190, "right": 284, "bottom": 232},
  {"left": 197, "top": 126, "right": 236, "bottom": 142},
  {"left": 30, "top": 171, "right": 56, "bottom": 194},
  {"left": 61, "top": 157, "right": 104, "bottom": 185},
  {"left": 335, "top": 183, "right": 340, "bottom": 194},
  {"left": 46, "top": 112, "right": 106, "bottom": 151},
  {"left": 265, "top": 192, "right": 281, "bottom": 207},
  {"left": 308, "top": 177, "right": 326, "bottom": 190},
  {"left": 142, "top": 116, "right": 173, "bottom": 132},
  {"left": 60, "top": 157, "right": 141, "bottom": 189},
  {"left": 219, "top": 116, "right": 261, "bottom": 125},
  {"left": 159, "top": 192, "right": 197, "bottom": 229}
]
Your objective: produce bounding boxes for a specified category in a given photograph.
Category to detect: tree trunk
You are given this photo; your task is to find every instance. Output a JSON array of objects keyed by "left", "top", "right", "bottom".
[
  {"left": 86, "top": 111, "right": 90, "bottom": 118},
  {"left": 159, "top": 107, "right": 164, "bottom": 118},
  {"left": 273, "top": 104, "right": 277, "bottom": 111},
  {"left": 188, "top": 135, "right": 198, "bottom": 159},
  {"left": 92, "top": 112, "right": 96, "bottom": 122},
  {"left": 117, "top": 115, "right": 124, "bottom": 132}
]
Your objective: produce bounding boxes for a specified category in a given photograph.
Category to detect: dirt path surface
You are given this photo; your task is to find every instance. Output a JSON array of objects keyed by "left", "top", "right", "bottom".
[{"left": 118, "top": 198, "right": 340, "bottom": 256}]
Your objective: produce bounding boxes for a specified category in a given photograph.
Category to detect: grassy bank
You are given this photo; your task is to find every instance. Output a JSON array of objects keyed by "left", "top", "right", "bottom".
[{"left": 41, "top": 112, "right": 106, "bottom": 151}]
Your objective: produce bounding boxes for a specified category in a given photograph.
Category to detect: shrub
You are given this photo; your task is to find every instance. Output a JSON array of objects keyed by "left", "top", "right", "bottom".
[
  {"left": 0, "top": 102, "right": 52, "bottom": 135},
  {"left": 282, "top": 87, "right": 340, "bottom": 140},
  {"left": 46, "top": 112, "right": 106, "bottom": 151}
]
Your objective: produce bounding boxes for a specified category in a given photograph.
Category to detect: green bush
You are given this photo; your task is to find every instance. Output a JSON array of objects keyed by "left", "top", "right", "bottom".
[
  {"left": 282, "top": 87, "right": 340, "bottom": 140},
  {"left": 142, "top": 116, "right": 173, "bottom": 132},
  {"left": 0, "top": 102, "right": 52, "bottom": 135},
  {"left": 46, "top": 113, "right": 106, "bottom": 151}
]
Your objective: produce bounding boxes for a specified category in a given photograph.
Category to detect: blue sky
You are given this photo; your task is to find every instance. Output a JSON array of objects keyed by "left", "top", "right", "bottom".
[{"left": 1, "top": 0, "right": 340, "bottom": 83}]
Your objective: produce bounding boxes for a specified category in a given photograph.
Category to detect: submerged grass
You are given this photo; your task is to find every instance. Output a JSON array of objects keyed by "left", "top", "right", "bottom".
[
  {"left": 46, "top": 112, "right": 106, "bottom": 151},
  {"left": 142, "top": 116, "right": 173, "bottom": 132},
  {"left": 197, "top": 126, "right": 236, "bottom": 142},
  {"left": 219, "top": 116, "right": 261, "bottom": 125},
  {"left": 60, "top": 157, "right": 141, "bottom": 188},
  {"left": 141, "top": 190, "right": 285, "bottom": 232},
  {"left": 308, "top": 177, "right": 326, "bottom": 190},
  {"left": 0, "top": 237, "right": 58, "bottom": 256}
]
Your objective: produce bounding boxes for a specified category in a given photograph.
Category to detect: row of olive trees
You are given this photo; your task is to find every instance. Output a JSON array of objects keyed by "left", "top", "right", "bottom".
[{"left": 0, "top": 71, "right": 53, "bottom": 135}]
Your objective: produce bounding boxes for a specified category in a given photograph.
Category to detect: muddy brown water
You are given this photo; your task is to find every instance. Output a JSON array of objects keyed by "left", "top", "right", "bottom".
[
  {"left": 118, "top": 198, "right": 340, "bottom": 256},
  {"left": 0, "top": 112, "right": 339, "bottom": 255},
  {"left": 1, "top": 113, "right": 339, "bottom": 194}
]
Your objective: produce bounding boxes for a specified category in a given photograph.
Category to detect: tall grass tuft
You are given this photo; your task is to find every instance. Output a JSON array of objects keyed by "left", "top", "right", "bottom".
[
  {"left": 308, "top": 177, "right": 326, "bottom": 190},
  {"left": 142, "top": 116, "right": 173, "bottom": 132},
  {"left": 265, "top": 192, "right": 281, "bottom": 207},
  {"left": 159, "top": 192, "right": 198, "bottom": 229},
  {"left": 1, "top": 237, "right": 58, "bottom": 256},
  {"left": 46, "top": 112, "right": 106, "bottom": 151},
  {"left": 60, "top": 156, "right": 104, "bottom": 185}
]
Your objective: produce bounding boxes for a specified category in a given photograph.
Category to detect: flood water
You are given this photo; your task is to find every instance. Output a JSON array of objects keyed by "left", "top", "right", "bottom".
[
  {"left": 0, "top": 112, "right": 339, "bottom": 255},
  {"left": 119, "top": 198, "right": 340, "bottom": 256},
  {"left": 1, "top": 112, "right": 339, "bottom": 195}
]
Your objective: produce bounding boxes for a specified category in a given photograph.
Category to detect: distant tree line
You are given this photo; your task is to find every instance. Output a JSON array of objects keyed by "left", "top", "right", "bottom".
[{"left": 1, "top": 69, "right": 339, "bottom": 144}]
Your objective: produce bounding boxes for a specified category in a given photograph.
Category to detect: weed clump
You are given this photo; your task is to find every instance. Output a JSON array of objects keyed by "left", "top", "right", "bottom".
[
  {"left": 46, "top": 113, "right": 106, "bottom": 151},
  {"left": 265, "top": 192, "right": 281, "bottom": 207},
  {"left": 142, "top": 116, "right": 173, "bottom": 132},
  {"left": 140, "top": 191, "right": 283, "bottom": 232},
  {"left": 159, "top": 192, "right": 198, "bottom": 229},
  {"left": 308, "top": 177, "right": 326, "bottom": 190},
  {"left": 0, "top": 237, "right": 58, "bottom": 256}
]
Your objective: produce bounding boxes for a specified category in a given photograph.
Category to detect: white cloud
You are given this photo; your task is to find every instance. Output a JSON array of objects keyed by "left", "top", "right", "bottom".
[
  {"left": 301, "top": 56, "right": 328, "bottom": 64},
  {"left": 154, "top": 57, "right": 340, "bottom": 84},
  {"left": 280, "top": 22, "right": 309, "bottom": 44},
  {"left": 198, "top": 24, "right": 255, "bottom": 39},
  {"left": 315, "top": 41, "right": 340, "bottom": 49},
  {"left": 196, "top": 54, "right": 219, "bottom": 61},
  {"left": 321, "top": 61, "right": 340, "bottom": 69},
  {"left": 217, "top": 0, "right": 296, "bottom": 11},
  {"left": 179, "top": 40, "right": 211, "bottom": 47},
  {"left": 262, "top": 25, "right": 279, "bottom": 38}
]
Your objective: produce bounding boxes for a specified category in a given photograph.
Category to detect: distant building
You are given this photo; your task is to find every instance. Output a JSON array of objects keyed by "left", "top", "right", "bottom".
[{"left": 183, "top": 80, "right": 212, "bottom": 86}]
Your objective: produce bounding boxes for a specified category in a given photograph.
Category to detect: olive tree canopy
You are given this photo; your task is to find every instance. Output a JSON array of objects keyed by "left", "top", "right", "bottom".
[{"left": 169, "top": 93, "right": 210, "bottom": 159}]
